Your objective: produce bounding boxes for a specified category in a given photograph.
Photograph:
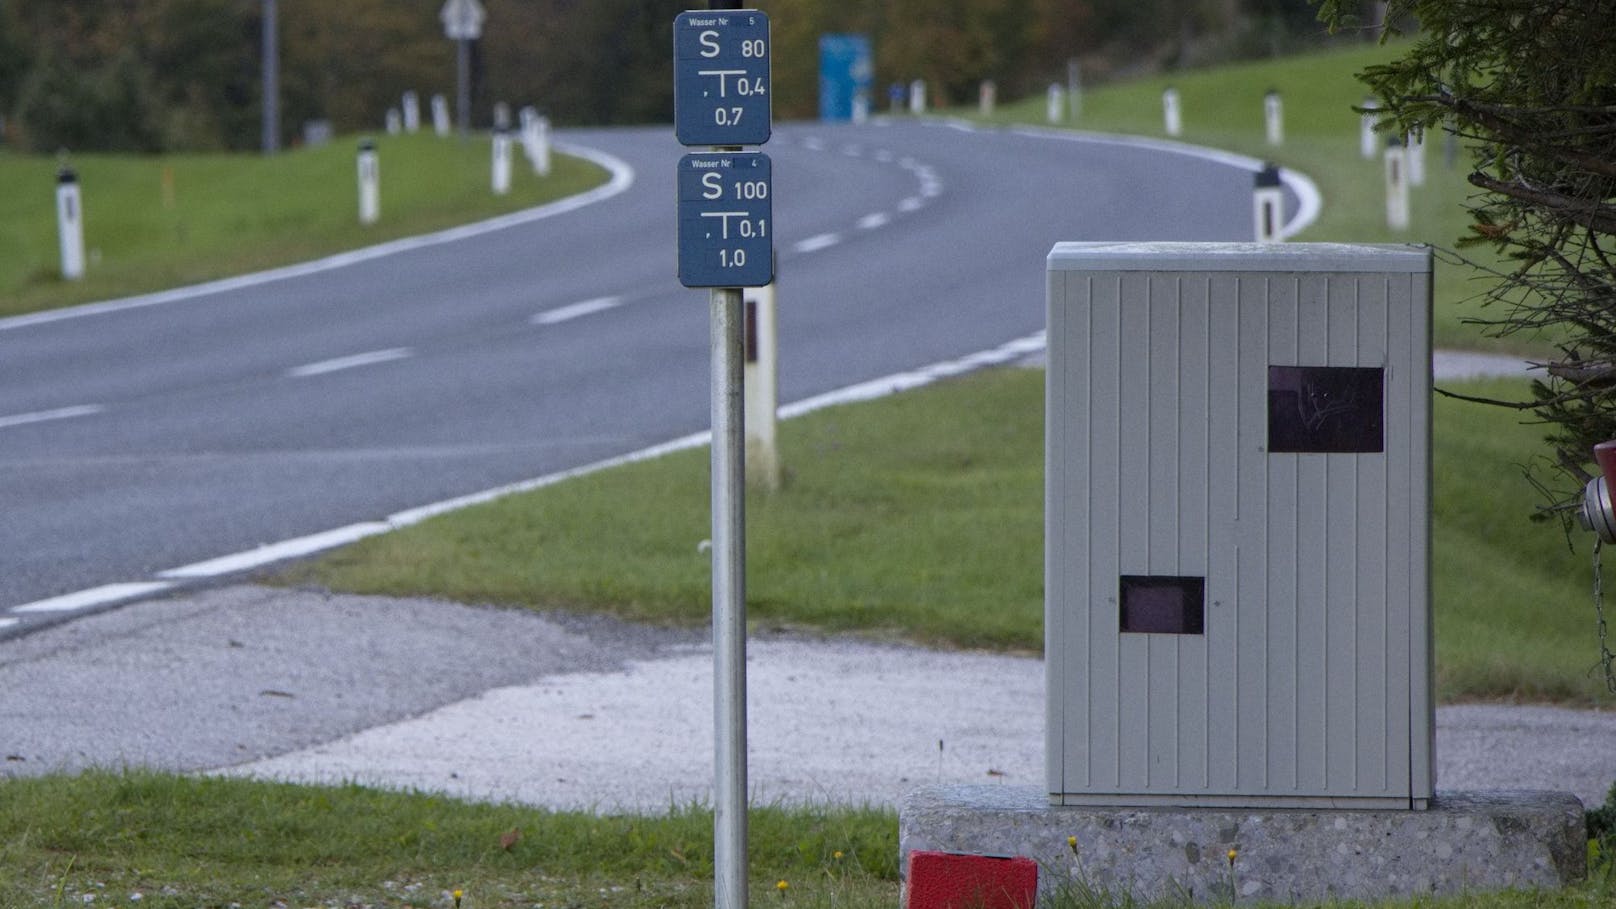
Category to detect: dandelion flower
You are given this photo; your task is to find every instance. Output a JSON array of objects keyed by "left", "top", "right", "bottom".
[
  {"left": 776, "top": 879, "right": 790, "bottom": 894},
  {"left": 1226, "top": 848, "right": 1238, "bottom": 866},
  {"left": 1066, "top": 835, "right": 1078, "bottom": 855},
  {"left": 453, "top": 889, "right": 464, "bottom": 908},
  {"left": 833, "top": 850, "right": 844, "bottom": 860}
]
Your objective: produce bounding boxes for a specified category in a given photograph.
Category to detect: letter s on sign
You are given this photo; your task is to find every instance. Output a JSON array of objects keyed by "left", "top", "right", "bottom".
[
  {"left": 699, "top": 30, "right": 720, "bottom": 58},
  {"left": 701, "top": 172, "right": 724, "bottom": 199}
]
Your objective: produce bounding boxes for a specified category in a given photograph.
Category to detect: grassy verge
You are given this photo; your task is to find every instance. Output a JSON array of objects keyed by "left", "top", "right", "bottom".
[
  {"left": 283, "top": 368, "right": 1612, "bottom": 705},
  {"left": 0, "top": 772, "right": 1609, "bottom": 908},
  {"left": 965, "top": 42, "right": 1537, "bottom": 354},
  {"left": 0, "top": 133, "right": 607, "bottom": 318}
]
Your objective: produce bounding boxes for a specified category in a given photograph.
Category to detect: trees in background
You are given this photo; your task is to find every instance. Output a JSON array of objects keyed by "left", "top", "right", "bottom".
[
  {"left": 0, "top": 0, "right": 1366, "bottom": 153},
  {"left": 1319, "top": 0, "right": 1616, "bottom": 517}
]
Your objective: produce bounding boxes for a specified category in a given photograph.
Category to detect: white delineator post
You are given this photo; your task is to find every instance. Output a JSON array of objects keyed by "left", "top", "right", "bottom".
[
  {"left": 491, "top": 128, "right": 512, "bottom": 195},
  {"left": 357, "top": 139, "right": 380, "bottom": 225},
  {"left": 522, "top": 109, "right": 551, "bottom": 177},
  {"left": 1360, "top": 97, "right": 1380, "bottom": 160},
  {"left": 1046, "top": 83, "right": 1064, "bottom": 124},
  {"left": 1385, "top": 135, "right": 1410, "bottom": 231},
  {"left": 979, "top": 80, "right": 996, "bottom": 117},
  {"left": 386, "top": 109, "right": 402, "bottom": 135},
  {"left": 909, "top": 79, "right": 926, "bottom": 114},
  {"left": 56, "top": 166, "right": 85, "bottom": 281},
  {"left": 743, "top": 283, "right": 781, "bottom": 491},
  {"left": 852, "top": 90, "right": 869, "bottom": 124},
  {"left": 1252, "top": 163, "right": 1285, "bottom": 243},
  {"left": 494, "top": 101, "right": 511, "bottom": 130},
  {"left": 402, "top": 90, "right": 421, "bottom": 133},
  {"left": 1163, "top": 87, "right": 1182, "bottom": 137},
  {"left": 1408, "top": 129, "right": 1427, "bottom": 187},
  {"left": 432, "top": 94, "right": 451, "bottom": 137},
  {"left": 1264, "top": 89, "right": 1283, "bottom": 146}
]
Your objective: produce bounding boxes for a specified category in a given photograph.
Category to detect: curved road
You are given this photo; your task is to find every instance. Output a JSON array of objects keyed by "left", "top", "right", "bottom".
[{"left": 0, "top": 118, "right": 1286, "bottom": 634}]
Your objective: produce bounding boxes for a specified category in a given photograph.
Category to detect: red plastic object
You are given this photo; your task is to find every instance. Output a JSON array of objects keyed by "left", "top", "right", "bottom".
[
  {"left": 906, "top": 851, "right": 1038, "bottom": 909},
  {"left": 1596, "top": 440, "right": 1616, "bottom": 490}
]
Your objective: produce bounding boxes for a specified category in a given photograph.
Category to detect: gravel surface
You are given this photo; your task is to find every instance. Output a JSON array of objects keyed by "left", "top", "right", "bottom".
[{"left": 2, "top": 585, "right": 1610, "bottom": 814}]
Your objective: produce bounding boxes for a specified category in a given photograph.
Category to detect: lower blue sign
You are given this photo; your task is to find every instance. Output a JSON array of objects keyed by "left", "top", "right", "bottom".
[{"left": 678, "top": 152, "right": 773, "bottom": 288}]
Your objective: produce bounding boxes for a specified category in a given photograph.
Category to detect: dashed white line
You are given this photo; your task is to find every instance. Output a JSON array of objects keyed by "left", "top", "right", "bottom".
[
  {"left": 159, "top": 522, "right": 393, "bottom": 579},
  {"left": 793, "top": 233, "right": 842, "bottom": 254},
  {"left": 898, "top": 198, "right": 925, "bottom": 213},
  {"left": 0, "top": 404, "right": 104, "bottom": 431},
  {"left": 12, "top": 582, "right": 174, "bottom": 614},
  {"left": 532, "top": 296, "right": 623, "bottom": 326},
  {"left": 858, "top": 213, "right": 891, "bottom": 230},
  {"left": 0, "top": 618, "right": 18, "bottom": 630},
  {"left": 287, "top": 348, "right": 413, "bottom": 379}
]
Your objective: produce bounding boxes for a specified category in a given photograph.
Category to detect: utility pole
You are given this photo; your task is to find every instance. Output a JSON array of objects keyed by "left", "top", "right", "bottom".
[{"left": 261, "top": 0, "right": 280, "bottom": 154}]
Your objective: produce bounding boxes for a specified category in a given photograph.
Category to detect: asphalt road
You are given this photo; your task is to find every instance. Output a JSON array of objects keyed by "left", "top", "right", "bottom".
[{"left": 0, "top": 118, "right": 1281, "bottom": 633}]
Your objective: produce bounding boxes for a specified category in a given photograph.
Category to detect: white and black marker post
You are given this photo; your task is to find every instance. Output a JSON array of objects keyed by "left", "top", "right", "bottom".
[
  {"left": 1046, "top": 83, "right": 1064, "bottom": 124},
  {"left": 1408, "top": 128, "right": 1426, "bottom": 186},
  {"left": 1385, "top": 134, "right": 1410, "bottom": 231},
  {"left": 432, "top": 93, "right": 451, "bottom": 137},
  {"left": 674, "top": 5, "right": 773, "bottom": 909},
  {"left": 385, "top": 108, "right": 402, "bottom": 135},
  {"left": 1253, "top": 163, "right": 1284, "bottom": 243},
  {"left": 56, "top": 166, "right": 85, "bottom": 281},
  {"left": 979, "top": 80, "right": 996, "bottom": 117},
  {"left": 909, "top": 78, "right": 926, "bottom": 114},
  {"left": 534, "top": 113, "right": 552, "bottom": 177},
  {"left": 402, "top": 90, "right": 421, "bottom": 133},
  {"left": 357, "top": 139, "right": 380, "bottom": 225},
  {"left": 1163, "top": 86, "right": 1182, "bottom": 137},
  {"left": 1264, "top": 88, "right": 1283, "bottom": 146},
  {"left": 744, "top": 283, "right": 780, "bottom": 491},
  {"left": 491, "top": 127, "right": 511, "bottom": 195},
  {"left": 1360, "top": 96, "right": 1380, "bottom": 159}
]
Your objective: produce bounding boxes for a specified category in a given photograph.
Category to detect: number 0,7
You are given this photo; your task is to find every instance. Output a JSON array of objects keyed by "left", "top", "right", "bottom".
[{"left": 715, "top": 107, "right": 743, "bottom": 126}]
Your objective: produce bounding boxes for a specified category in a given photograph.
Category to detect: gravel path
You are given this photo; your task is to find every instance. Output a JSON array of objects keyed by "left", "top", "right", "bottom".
[{"left": 3, "top": 586, "right": 1609, "bottom": 815}]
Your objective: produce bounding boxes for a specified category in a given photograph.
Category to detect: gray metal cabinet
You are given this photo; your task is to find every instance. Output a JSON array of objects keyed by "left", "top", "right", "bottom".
[{"left": 1045, "top": 242, "right": 1433, "bottom": 809}]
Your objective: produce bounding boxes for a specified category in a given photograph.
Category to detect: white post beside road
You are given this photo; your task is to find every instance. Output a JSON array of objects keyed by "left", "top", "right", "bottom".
[
  {"left": 1163, "top": 87, "right": 1182, "bottom": 137},
  {"left": 1252, "top": 163, "right": 1284, "bottom": 243},
  {"left": 1385, "top": 136, "right": 1410, "bottom": 231},
  {"left": 1264, "top": 89, "right": 1283, "bottom": 145},
  {"left": 1360, "top": 97, "right": 1380, "bottom": 159},
  {"left": 386, "top": 109, "right": 402, "bottom": 135},
  {"left": 909, "top": 79, "right": 926, "bottom": 114},
  {"left": 357, "top": 139, "right": 380, "bottom": 225},
  {"left": 852, "top": 91, "right": 869, "bottom": 124},
  {"left": 402, "top": 91, "right": 421, "bottom": 133},
  {"left": 979, "top": 80, "right": 996, "bottom": 117},
  {"left": 491, "top": 128, "right": 511, "bottom": 195},
  {"left": 1046, "top": 83, "right": 1064, "bottom": 124},
  {"left": 743, "top": 283, "right": 780, "bottom": 492},
  {"left": 56, "top": 167, "right": 85, "bottom": 281},
  {"left": 432, "top": 94, "right": 451, "bottom": 137},
  {"left": 1408, "top": 129, "right": 1426, "bottom": 186}
]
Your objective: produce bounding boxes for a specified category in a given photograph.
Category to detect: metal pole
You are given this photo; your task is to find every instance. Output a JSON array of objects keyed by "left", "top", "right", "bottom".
[
  {"left": 710, "top": 286, "right": 747, "bottom": 909},
  {"left": 261, "top": 0, "right": 279, "bottom": 154},
  {"left": 457, "top": 37, "right": 472, "bottom": 140},
  {"left": 706, "top": 6, "right": 747, "bottom": 909}
]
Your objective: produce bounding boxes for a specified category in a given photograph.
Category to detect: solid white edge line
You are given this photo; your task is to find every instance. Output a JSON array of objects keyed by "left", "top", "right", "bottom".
[
  {"left": 0, "top": 142, "right": 637, "bottom": 334},
  {"left": 8, "top": 334, "right": 1050, "bottom": 618},
  {"left": 0, "top": 617, "right": 16, "bottom": 629},
  {"left": 0, "top": 404, "right": 104, "bottom": 430},
  {"left": 158, "top": 523, "right": 393, "bottom": 579},
  {"left": 287, "top": 348, "right": 413, "bottom": 379},
  {"left": 12, "top": 582, "right": 174, "bottom": 614},
  {"left": 532, "top": 296, "right": 623, "bottom": 326},
  {"left": 1004, "top": 124, "right": 1322, "bottom": 238},
  {"left": 857, "top": 213, "right": 890, "bottom": 230}
]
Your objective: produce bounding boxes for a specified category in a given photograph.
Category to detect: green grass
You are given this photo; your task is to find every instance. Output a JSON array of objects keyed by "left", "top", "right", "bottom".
[
  {"left": 283, "top": 368, "right": 1613, "bottom": 705},
  {"left": 966, "top": 42, "right": 1537, "bottom": 354},
  {"left": 0, "top": 771, "right": 1609, "bottom": 907},
  {"left": 0, "top": 133, "right": 606, "bottom": 318}
]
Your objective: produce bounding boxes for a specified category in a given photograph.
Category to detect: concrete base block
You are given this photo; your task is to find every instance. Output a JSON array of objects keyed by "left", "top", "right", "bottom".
[{"left": 899, "top": 785, "right": 1586, "bottom": 904}]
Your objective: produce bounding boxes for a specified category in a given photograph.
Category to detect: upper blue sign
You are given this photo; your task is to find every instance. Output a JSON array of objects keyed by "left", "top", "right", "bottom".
[{"left": 674, "top": 10, "right": 771, "bottom": 147}]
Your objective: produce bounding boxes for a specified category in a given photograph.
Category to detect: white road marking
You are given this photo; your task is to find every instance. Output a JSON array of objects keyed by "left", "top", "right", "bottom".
[
  {"left": 0, "top": 618, "right": 18, "bottom": 630},
  {"left": 898, "top": 197, "right": 925, "bottom": 212},
  {"left": 158, "top": 522, "right": 393, "bottom": 579},
  {"left": 857, "top": 213, "right": 891, "bottom": 230},
  {"left": 0, "top": 404, "right": 103, "bottom": 431},
  {"left": 12, "top": 582, "right": 174, "bottom": 614},
  {"left": 532, "top": 296, "right": 623, "bottom": 326},
  {"left": 793, "top": 233, "right": 842, "bottom": 254},
  {"left": 287, "top": 348, "right": 413, "bottom": 379},
  {"left": 0, "top": 143, "right": 637, "bottom": 334}
]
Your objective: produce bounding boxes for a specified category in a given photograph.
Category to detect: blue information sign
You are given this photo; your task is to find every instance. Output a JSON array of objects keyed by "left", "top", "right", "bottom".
[
  {"left": 674, "top": 10, "right": 770, "bottom": 147},
  {"left": 678, "top": 153, "right": 773, "bottom": 288}
]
